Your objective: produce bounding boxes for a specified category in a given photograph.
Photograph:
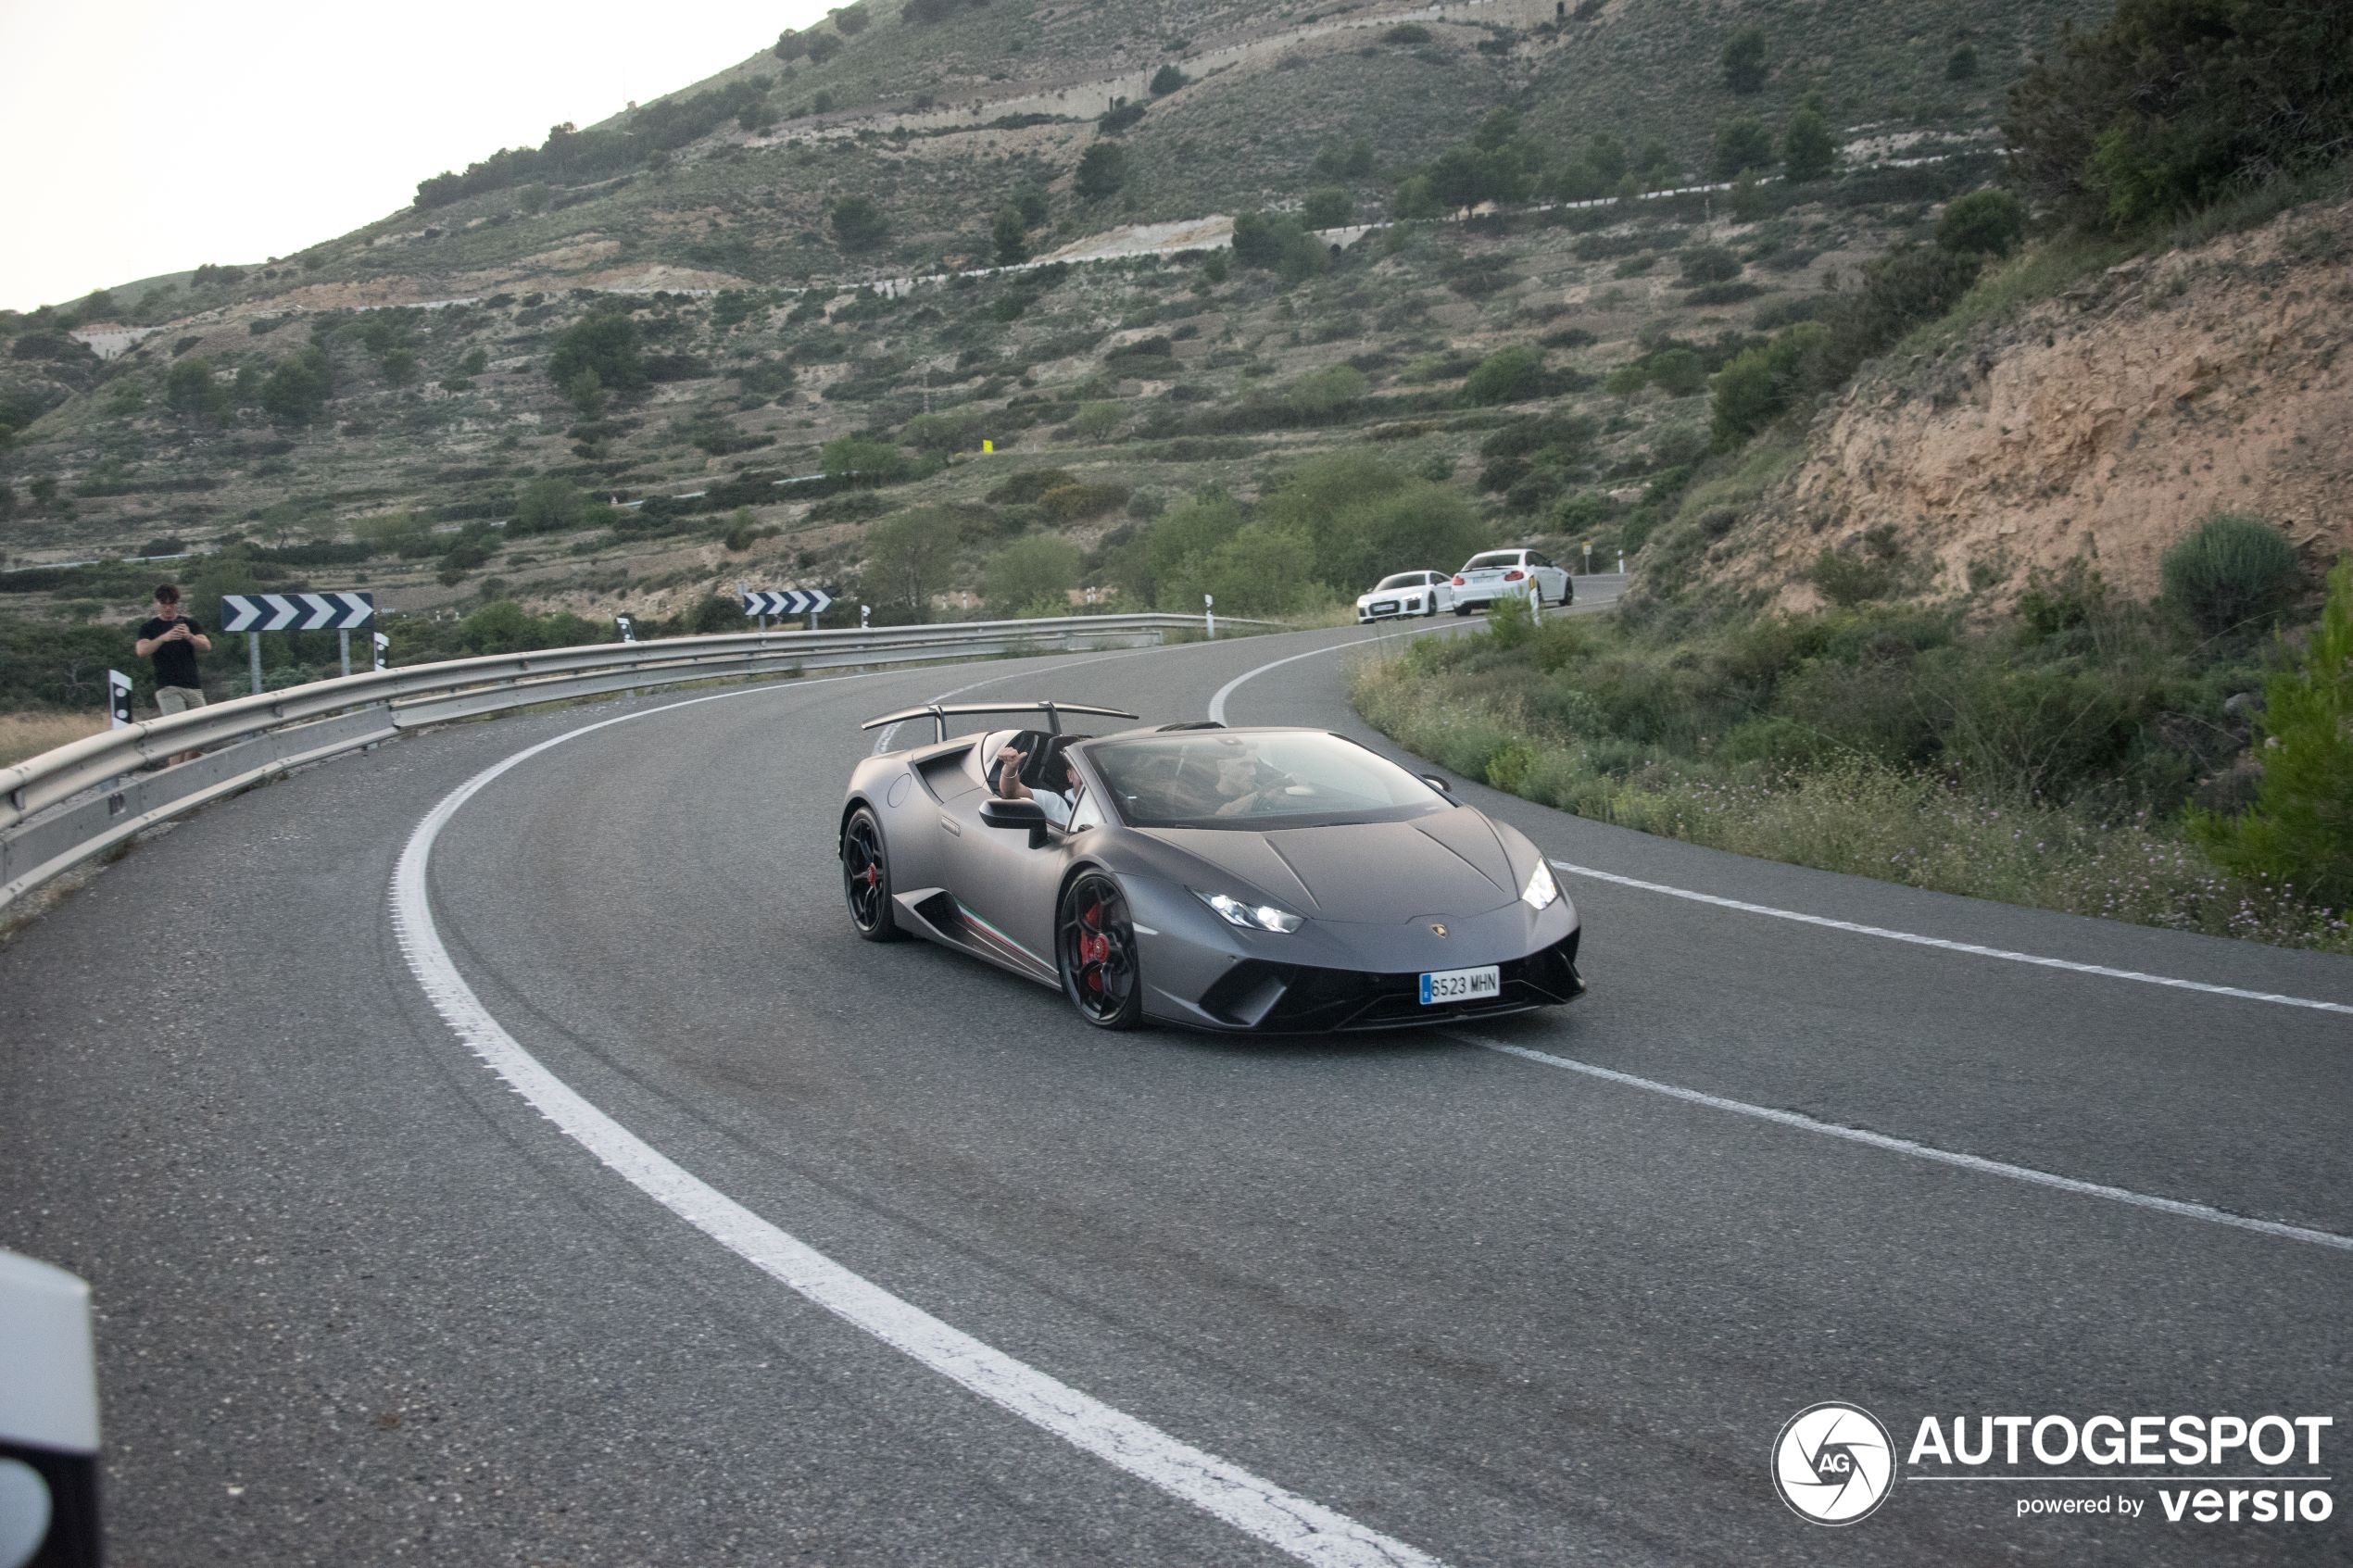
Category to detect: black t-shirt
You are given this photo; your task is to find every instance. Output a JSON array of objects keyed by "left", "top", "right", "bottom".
[{"left": 139, "top": 616, "right": 204, "bottom": 690}]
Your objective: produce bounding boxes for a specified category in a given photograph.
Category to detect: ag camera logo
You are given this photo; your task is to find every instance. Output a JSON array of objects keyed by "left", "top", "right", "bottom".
[{"left": 1774, "top": 1402, "right": 1896, "bottom": 1524}]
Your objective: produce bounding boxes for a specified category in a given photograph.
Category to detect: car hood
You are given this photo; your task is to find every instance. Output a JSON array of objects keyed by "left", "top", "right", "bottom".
[{"left": 1141, "top": 809, "right": 1525, "bottom": 923}]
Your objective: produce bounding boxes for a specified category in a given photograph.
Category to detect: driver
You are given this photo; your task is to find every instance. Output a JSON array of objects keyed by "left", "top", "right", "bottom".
[
  {"left": 1211, "top": 747, "right": 1297, "bottom": 817},
  {"left": 995, "top": 739, "right": 1083, "bottom": 829}
]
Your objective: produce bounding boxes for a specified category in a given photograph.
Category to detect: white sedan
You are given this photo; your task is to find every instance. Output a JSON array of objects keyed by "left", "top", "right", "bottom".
[
  {"left": 1354, "top": 571, "right": 1453, "bottom": 622},
  {"left": 1451, "top": 548, "right": 1573, "bottom": 614}
]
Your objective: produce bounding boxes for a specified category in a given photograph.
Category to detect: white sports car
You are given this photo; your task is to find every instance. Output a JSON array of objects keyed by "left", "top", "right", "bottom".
[
  {"left": 1354, "top": 571, "right": 1453, "bottom": 622},
  {"left": 1451, "top": 549, "right": 1573, "bottom": 615}
]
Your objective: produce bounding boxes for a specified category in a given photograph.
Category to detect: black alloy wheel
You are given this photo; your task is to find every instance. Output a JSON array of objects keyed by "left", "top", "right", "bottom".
[
  {"left": 842, "top": 807, "right": 900, "bottom": 941},
  {"left": 1058, "top": 872, "right": 1143, "bottom": 1029},
  {"left": 1561, "top": 578, "right": 1575, "bottom": 607}
]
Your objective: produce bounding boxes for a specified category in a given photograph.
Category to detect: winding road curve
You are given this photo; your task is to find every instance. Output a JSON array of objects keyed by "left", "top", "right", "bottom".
[{"left": 6, "top": 595, "right": 2350, "bottom": 1566}]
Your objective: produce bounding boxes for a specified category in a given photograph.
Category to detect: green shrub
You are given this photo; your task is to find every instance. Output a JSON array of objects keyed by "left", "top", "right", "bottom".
[
  {"left": 2192, "top": 559, "right": 2353, "bottom": 907},
  {"left": 1937, "top": 189, "right": 2028, "bottom": 258},
  {"left": 1485, "top": 588, "right": 1536, "bottom": 648},
  {"left": 1464, "top": 345, "right": 1543, "bottom": 406},
  {"left": 512, "top": 475, "right": 588, "bottom": 534},
  {"left": 2160, "top": 513, "right": 2302, "bottom": 635}
]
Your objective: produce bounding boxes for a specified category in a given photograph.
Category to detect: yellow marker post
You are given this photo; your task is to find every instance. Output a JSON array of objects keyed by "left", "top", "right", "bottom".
[{"left": 981, "top": 438, "right": 994, "bottom": 453}]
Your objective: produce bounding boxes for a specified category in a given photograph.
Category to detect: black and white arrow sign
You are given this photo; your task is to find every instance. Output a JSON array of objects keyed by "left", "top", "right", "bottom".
[
  {"left": 741, "top": 587, "right": 834, "bottom": 618},
  {"left": 220, "top": 591, "right": 374, "bottom": 632}
]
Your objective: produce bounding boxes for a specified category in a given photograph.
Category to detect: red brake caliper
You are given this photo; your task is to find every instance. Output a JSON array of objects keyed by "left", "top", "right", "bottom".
[
  {"left": 863, "top": 863, "right": 880, "bottom": 887},
  {"left": 1080, "top": 901, "right": 1110, "bottom": 991}
]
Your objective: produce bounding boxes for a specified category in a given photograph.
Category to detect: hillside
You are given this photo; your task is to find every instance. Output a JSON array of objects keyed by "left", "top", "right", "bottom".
[
  {"left": 0, "top": 0, "right": 2103, "bottom": 658},
  {"left": 1661, "top": 192, "right": 2353, "bottom": 611}
]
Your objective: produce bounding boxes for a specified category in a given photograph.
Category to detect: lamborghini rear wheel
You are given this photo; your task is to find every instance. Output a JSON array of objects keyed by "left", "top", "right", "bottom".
[
  {"left": 1058, "top": 872, "right": 1142, "bottom": 1030},
  {"left": 842, "top": 807, "right": 900, "bottom": 942}
]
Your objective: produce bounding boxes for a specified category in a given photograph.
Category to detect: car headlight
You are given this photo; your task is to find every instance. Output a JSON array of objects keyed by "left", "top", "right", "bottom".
[
  {"left": 1195, "top": 890, "right": 1305, "bottom": 934},
  {"left": 1521, "top": 860, "right": 1560, "bottom": 911}
]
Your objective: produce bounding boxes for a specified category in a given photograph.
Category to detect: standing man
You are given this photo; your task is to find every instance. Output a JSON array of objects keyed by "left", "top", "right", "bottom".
[{"left": 132, "top": 583, "right": 211, "bottom": 764}]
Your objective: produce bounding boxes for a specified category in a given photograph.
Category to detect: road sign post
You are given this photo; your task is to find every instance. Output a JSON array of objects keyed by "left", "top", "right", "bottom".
[
  {"left": 338, "top": 630, "right": 351, "bottom": 678},
  {"left": 1204, "top": 593, "right": 1215, "bottom": 640},
  {"left": 107, "top": 670, "right": 132, "bottom": 729},
  {"left": 615, "top": 616, "right": 635, "bottom": 643},
  {"left": 372, "top": 632, "right": 389, "bottom": 671}
]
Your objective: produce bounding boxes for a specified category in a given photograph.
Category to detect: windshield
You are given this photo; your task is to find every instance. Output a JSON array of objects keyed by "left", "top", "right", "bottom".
[
  {"left": 1373, "top": 574, "right": 1422, "bottom": 591},
  {"left": 1087, "top": 731, "right": 1448, "bottom": 830},
  {"left": 1463, "top": 552, "right": 1523, "bottom": 572}
]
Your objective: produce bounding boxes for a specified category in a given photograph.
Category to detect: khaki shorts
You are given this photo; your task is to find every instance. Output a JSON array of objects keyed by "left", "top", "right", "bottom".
[{"left": 155, "top": 686, "right": 208, "bottom": 716}]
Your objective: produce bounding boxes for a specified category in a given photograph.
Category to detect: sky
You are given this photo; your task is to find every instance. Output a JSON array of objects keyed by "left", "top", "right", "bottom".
[{"left": 0, "top": 0, "right": 837, "bottom": 314}]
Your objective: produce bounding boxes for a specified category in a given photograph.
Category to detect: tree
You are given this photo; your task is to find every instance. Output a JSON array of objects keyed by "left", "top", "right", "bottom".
[
  {"left": 548, "top": 310, "right": 646, "bottom": 394},
  {"left": 823, "top": 433, "right": 905, "bottom": 485},
  {"left": 1935, "top": 188, "right": 2027, "bottom": 257},
  {"left": 985, "top": 534, "right": 1081, "bottom": 613},
  {"left": 1709, "top": 322, "right": 1828, "bottom": 447},
  {"left": 1013, "top": 185, "right": 1051, "bottom": 226},
  {"left": 1302, "top": 187, "right": 1353, "bottom": 229},
  {"left": 2007, "top": 0, "right": 2353, "bottom": 231},
  {"left": 1782, "top": 107, "right": 1837, "bottom": 183},
  {"left": 1722, "top": 26, "right": 1768, "bottom": 94},
  {"left": 829, "top": 196, "right": 889, "bottom": 252},
  {"left": 1945, "top": 42, "right": 1979, "bottom": 82},
  {"left": 1464, "top": 345, "right": 1543, "bottom": 406},
  {"left": 864, "top": 508, "right": 961, "bottom": 619},
  {"left": 833, "top": 4, "right": 870, "bottom": 35},
  {"left": 774, "top": 30, "right": 808, "bottom": 60},
  {"left": 513, "top": 476, "right": 588, "bottom": 535},
  {"left": 1713, "top": 116, "right": 1776, "bottom": 180},
  {"left": 806, "top": 31, "right": 842, "bottom": 63},
  {"left": 992, "top": 205, "right": 1030, "bottom": 266},
  {"left": 1392, "top": 175, "right": 1441, "bottom": 220},
  {"left": 258, "top": 348, "right": 334, "bottom": 426},
  {"left": 2191, "top": 558, "right": 2353, "bottom": 908},
  {"left": 1075, "top": 143, "right": 1127, "bottom": 201},
  {"left": 166, "top": 358, "right": 230, "bottom": 422},
  {"left": 1150, "top": 64, "right": 1188, "bottom": 95}
]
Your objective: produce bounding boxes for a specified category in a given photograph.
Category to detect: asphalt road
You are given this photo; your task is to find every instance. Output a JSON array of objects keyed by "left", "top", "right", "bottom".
[{"left": 6, "top": 594, "right": 2350, "bottom": 1566}]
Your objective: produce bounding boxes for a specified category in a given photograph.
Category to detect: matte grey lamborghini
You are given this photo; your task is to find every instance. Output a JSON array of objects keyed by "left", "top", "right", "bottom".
[{"left": 839, "top": 702, "right": 1586, "bottom": 1032}]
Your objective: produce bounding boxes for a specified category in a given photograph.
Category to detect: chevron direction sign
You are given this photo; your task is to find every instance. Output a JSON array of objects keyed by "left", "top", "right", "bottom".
[
  {"left": 220, "top": 591, "right": 375, "bottom": 632},
  {"left": 742, "top": 587, "right": 833, "bottom": 619}
]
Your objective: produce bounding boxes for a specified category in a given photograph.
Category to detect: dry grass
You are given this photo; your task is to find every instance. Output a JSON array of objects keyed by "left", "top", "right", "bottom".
[{"left": 0, "top": 710, "right": 108, "bottom": 770}]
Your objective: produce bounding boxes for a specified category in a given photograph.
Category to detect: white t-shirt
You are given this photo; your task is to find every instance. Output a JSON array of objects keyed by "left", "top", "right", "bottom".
[{"left": 1034, "top": 788, "right": 1072, "bottom": 829}]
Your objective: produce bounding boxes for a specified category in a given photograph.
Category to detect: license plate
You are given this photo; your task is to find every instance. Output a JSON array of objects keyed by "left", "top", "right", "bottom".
[
  {"left": 1419, "top": 965, "right": 1500, "bottom": 1005},
  {"left": 1370, "top": 600, "right": 1399, "bottom": 615}
]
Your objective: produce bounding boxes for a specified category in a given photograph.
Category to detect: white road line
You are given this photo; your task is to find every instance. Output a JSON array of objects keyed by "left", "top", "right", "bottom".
[
  {"left": 391, "top": 683, "right": 1446, "bottom": 1568},
  {"left": 1553, "top": 861, "right": 2353, "bottom": 1017},
  {"left": 1207, "top": 624, "right": 1436, "bottom": 725},
  {"left": 1206, "top": 583, "right": 1625, "bottom": 725},
  {"left": 1452, "top": 1033, "right": 2353, "bottom": 1254}
]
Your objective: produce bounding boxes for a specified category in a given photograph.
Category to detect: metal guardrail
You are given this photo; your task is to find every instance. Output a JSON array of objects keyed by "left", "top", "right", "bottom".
[{"left": 0, "top": 612, "right": 1272, "bottom": 914}]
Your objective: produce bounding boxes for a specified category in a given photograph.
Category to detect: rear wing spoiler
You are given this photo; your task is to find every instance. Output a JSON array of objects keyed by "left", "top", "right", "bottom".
[{"left": 861, "top": 700, "right": 1141, "bottom": 745}]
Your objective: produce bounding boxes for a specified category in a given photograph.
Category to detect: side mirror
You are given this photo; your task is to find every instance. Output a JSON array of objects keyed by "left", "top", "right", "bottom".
[
  {"left": 1420, "top": 774, "right": 1453, "bottom": 793},
  {"left": 980, "top": 797, "right": 1048, "bottom": 830}
]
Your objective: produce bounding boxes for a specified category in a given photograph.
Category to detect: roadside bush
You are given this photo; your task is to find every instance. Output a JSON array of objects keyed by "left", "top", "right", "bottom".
[
  {"left": 2160, "top": 513, "right": 2302, "bottom": 635},
  {"left": 2192, "top": 559, "right": 2353, "bottom": 907}
]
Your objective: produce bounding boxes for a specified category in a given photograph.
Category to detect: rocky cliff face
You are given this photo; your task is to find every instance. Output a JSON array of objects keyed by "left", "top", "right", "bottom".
[{"left": 1719, "top": 195, "right": 2352, "bottom": 608}]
